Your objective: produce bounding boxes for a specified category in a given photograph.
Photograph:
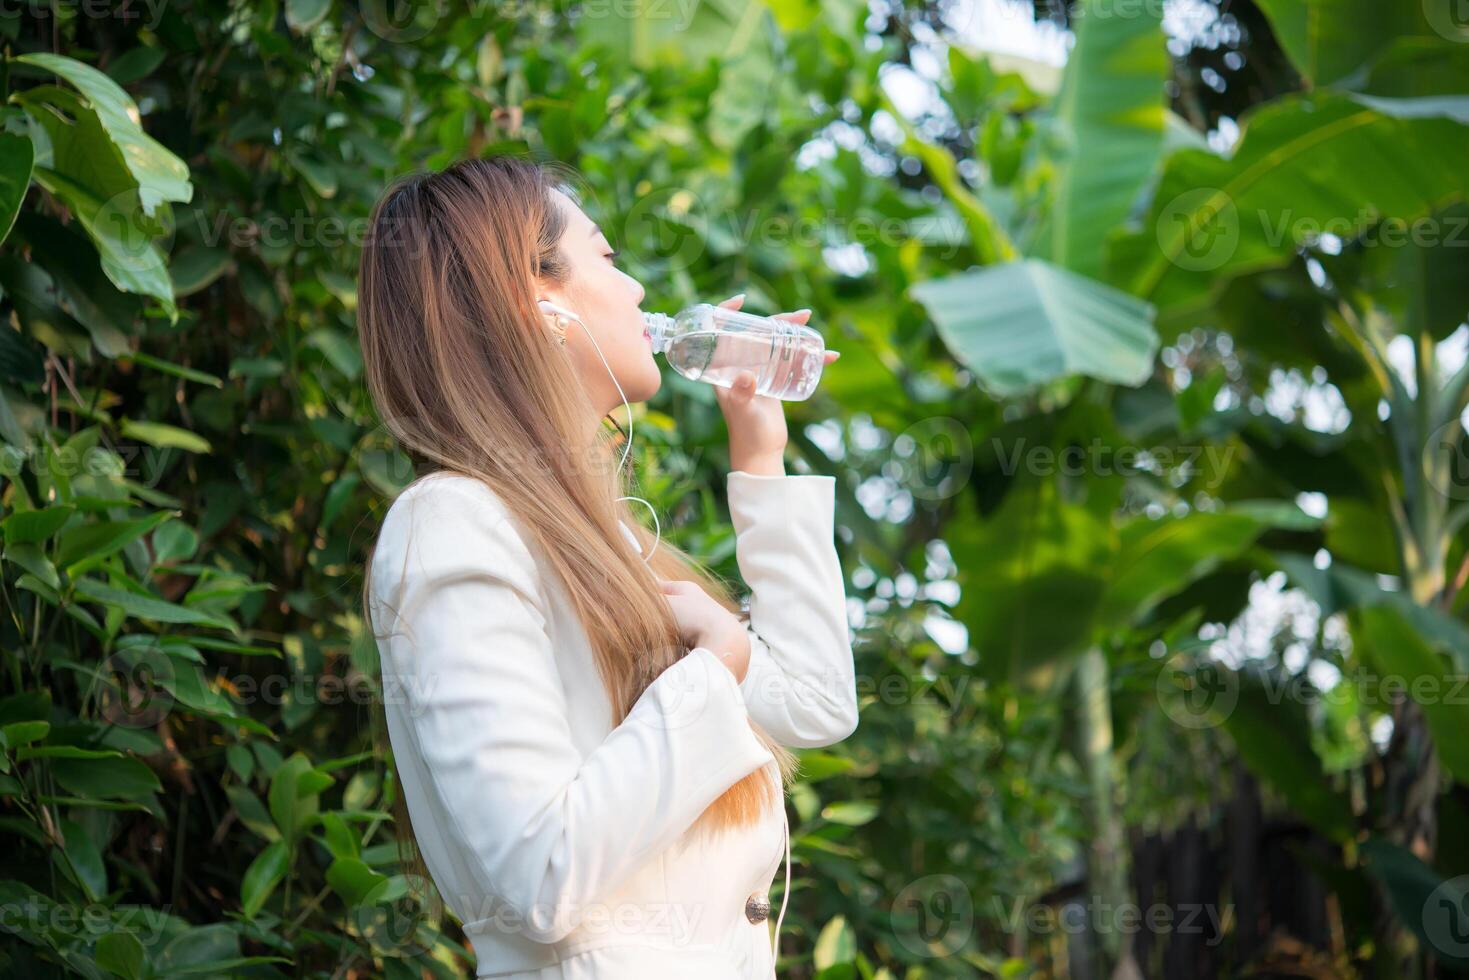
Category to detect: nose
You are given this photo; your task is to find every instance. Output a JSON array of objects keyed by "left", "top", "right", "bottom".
[{"left": 625, "top": 270, "right": 646, "bottom": 306}]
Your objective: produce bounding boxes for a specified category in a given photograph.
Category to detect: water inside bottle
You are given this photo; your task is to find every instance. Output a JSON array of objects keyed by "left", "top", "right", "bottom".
[{"left": 665, "top": 328, "right": 824, "bottom": 401}]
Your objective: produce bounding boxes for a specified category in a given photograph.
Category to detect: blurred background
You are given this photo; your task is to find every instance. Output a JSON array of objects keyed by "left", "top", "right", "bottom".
[{"left": 1, "top": 0, "right": 1468, "bottom": 977}]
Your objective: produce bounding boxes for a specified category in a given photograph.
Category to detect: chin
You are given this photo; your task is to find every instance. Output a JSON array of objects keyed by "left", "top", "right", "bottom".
[{"left": 631, "top": 367, "right": 662, "bottom": 403}]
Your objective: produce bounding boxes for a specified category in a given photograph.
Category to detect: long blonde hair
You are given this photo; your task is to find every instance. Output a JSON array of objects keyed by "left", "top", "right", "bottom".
[{"left": 356, "top": 154, "right": 796, "bottom": 866}]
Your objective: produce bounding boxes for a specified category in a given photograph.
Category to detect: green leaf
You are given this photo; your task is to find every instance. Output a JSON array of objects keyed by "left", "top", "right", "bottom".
[
  {"left": 1223, "top": 668, "right": 1354, "bottom": 842},
  {"left": 1362, "top": 837, "right": 1469, "bottom": 969},
  {"left": 878, "top": 87, "right": 1017, "bottom": 265},
  {"left": 156, "top": 924, "right": 241, "bottom": 972},
  {"left": 16, "top": 746, "right": 123, "bottom": 760},
  {"left": 1252, "top": 0, "right": 1444, "bottom": 87},
  {"left": 72, "top": 577, "right": 231, "bottom": 628},
  {"left": 94, "top": 930, "right": 147, "bottom": 980},
  {"left": 2, "top": 505, "right": 76, "bottom": 545},
  {"left": 0, "top": 253, "right": 97, "bottom": 362},
  {"left": 1, "top": 720, "right": 51, "bottom": 748},
  {"left": 577, "top": 0, "right": 764, "bottom": 71},
  {"left": 28, "top": 166, "right": 174, "bottom": 320},
  {"left": 318, "top": 811, "right": 360, "bottom": 860},
  {"left": 126, "top": 351, "right": 223, "bottom": 387},
  {"left": 57, "top": 817, "right": 107, "bottom": 901},
  {"left": 51, "top": 754, "right": 161, "bottom": 799},
  {"left": 1096, "top": 509, "right": 1274, "bottom": 634},
  {"left": 305, "top": 329, "right": 362, "bottom": 380},
  {"left": 813, "top": 915, "right": 857, "bottom": 969},
  {"left": 16, "top": 52, "right": 192, "bottom": 214},
  {"left": 224, "top": 784, "right": 281, "bottom": 842},
  {"left": 241, "top": 839, "right": 290, "bottom": 918},
  {"left": 1274, "top": 556, "right": 1469, "bottom": 671},
  {"left": 820, "top": 801, "right": 880, "bottom": 826},
  {"left": 951, "top": 481, "right": 1116, "bottom": 682},
  {"left": 118, "top": 419, "right": 211, "bottom": 454},
  {"left": 13, "top": 211, "right": 144, "bottom": 350},
  {"left": 286, "top": 0, "right": 332, "bottom": 33},
  {"left": 1048, "top": 0, "right": 1168, "bottom": 277},
  {"left": 286, "top": 147, "right": 338, "bottom": 199},
  {"left": 1114, "top": 93, "right": 1469, "bottom": 323},
  {"left": 56, "top": 510, "right": 173, "bottom": 571},
  {"left": 0, "top": 311, "right": 46, "bottom": 385},
  {"left": 104, "top": 46, "right": 166, "bottom": 85},
  {"left": 94, "top": 928, "right": 147, "bottom": 980},
  {"left": 169, "top": 246, "right": 232, "bottom": 298},
  {"left": 0, "top": 132, "right": 34, "bottom": 247},
  {"left": 1353, "top": 606, "right": 1469, "bottom": 783},
  {"left": 152, "top": 519, "right": 199, "bottom": 564},
  {"left": 2, "top": 543, "right": 58, "bottom": 590},
  {"left": 326, "top": 856, "right": 388, "bottom": 906},
  {"left": 912, "top": 258, "right": 1158, "bottom": 396},
  {"left": 269, "top": 753, "right": 325, "bottom": 840}
]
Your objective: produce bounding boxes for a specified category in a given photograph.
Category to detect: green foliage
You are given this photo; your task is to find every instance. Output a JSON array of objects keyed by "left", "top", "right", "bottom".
[{"left": 0, "top": 0, "right": 1466, "bottom": 978}]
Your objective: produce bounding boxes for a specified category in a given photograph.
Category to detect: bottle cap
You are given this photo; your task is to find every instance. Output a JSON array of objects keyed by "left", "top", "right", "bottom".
[{"left": 642, "top": 311, "right": 674, "bottom": 354}]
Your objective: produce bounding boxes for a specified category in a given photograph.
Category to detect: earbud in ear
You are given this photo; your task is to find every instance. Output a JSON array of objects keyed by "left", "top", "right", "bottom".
[{"left": 538, "top": 300, "right": 579, "bottom": 322}]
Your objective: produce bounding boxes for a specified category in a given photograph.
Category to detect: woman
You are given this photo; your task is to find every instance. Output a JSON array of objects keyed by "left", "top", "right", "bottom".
[{"left": 358, "top": 154, "right": 858, "bottom": 979}]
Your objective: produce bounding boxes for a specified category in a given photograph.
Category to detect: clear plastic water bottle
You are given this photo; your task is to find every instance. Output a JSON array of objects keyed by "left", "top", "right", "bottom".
[{"left": 643, "top": 303, "right": 826, "bottom": 401}]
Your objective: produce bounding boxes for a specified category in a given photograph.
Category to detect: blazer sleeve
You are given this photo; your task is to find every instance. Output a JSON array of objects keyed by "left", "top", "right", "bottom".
[
  {"left": 370, "top": 478, "right": 775, "bottom": 944},
  {"left": 726, "top": 470, "right": 860, "bottom": 748}
]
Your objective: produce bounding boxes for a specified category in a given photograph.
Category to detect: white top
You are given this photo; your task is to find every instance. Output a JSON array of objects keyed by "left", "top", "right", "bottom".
[{"left": 367, "top": 469, "right": 859, "bottom": 978}]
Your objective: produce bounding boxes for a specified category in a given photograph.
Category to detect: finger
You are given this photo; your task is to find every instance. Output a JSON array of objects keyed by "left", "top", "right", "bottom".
[
  {"left": 729, "top": 372, "right": 757, "bottom": 401},
  {"left": 823, "top": 350, "right": 841, "bottom": 364},
  {"left": 717, "top": 293, "right": 746, "bottom": 310},
  {"left": 712, "top": 370, "right": 752, "bottom": 399},
  {"left": 772, "top": 308, "right": 811, "bottom": 324}
]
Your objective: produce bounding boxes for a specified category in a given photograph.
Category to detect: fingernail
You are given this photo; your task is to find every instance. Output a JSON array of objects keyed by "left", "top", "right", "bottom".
[
  {"left": 731, "top": 292, "right": 746, "bottom": 302},
  {"left": 831, "top": 350, "right": 842, "bottom": 359},
  {"left": 796, "top": 308, "right": 811, "bottom": 315}
]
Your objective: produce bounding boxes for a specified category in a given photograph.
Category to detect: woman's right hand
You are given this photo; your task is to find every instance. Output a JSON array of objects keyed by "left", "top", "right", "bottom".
[{"left": 658, "top": 579, "right": 751, "bottom": 683}]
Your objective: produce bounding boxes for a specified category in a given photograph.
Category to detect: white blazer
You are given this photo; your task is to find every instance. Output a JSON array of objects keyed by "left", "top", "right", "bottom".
[{"left": 367, "top": 468, "right": 859, "bottom": 978}]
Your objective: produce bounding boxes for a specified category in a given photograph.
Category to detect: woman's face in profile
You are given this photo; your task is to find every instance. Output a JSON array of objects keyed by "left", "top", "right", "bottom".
[{"left": 543, "top": 189, "right": 662, "bottom": 412}]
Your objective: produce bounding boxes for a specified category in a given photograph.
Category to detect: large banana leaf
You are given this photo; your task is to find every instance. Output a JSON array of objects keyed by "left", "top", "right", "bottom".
[
  {"left": 950, "top": 480, "right": 1116, "bottom": 683},
  {"left": 1109, "top": 92, "right": 1469, "bottom": 325},
  {"left": 952, "top": 480, "right": 1306, "bottom": 681},
  {"left": 1224, "top": 666, "right": 1356, "bottom": 842},
  {"left": 1362, "top": 838, "right": 1469, "bottom": 970},
  {"left": 1047, "top": 0, "right": 1168, "bottom": 278},
  {"left": 1252, "top": 0, "right": 1444, "bottom": 87},
  {"left": 1354, "top": 606, "right": 1469, "bottom": 783},
  {"left": 911, "top": 258, "right": 1157, "bottom": 396},
  {"left": 577, "top": 0, "right": 766, "bottom": 70}
]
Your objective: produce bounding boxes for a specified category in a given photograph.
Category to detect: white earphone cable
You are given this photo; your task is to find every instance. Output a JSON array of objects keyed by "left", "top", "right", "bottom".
[
  {"left": 773, "top": 805, "right": 791, "bottom": 977},
  {"left": 538, "top": 300, "right": 661, "bottom": 561}
]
